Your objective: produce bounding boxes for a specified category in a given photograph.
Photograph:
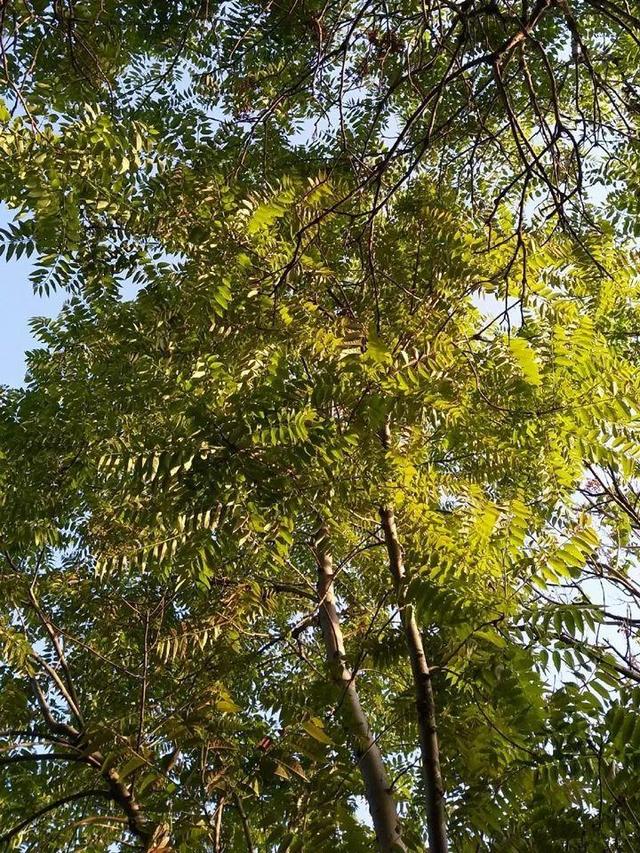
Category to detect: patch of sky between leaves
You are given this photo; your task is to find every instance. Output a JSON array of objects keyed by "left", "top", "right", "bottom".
[{"left": 0, "top": 203, "right": 146, "bottom": 387}]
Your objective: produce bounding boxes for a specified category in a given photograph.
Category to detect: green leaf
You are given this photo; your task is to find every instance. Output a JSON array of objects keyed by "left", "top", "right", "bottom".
[
  {"left": 508, "top": 337, "right": 542, "bottom": 386},
  {"left": 301, "top": 720, "right": 333, "bottom": 745}
]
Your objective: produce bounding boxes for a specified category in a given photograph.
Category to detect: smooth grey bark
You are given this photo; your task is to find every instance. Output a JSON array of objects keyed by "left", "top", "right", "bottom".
[
  {"left": 379, "top": 504, "right": 448, "bottom": 853},
  {"left": 313, "top": 527, "right": 406, "bottom": 852}
]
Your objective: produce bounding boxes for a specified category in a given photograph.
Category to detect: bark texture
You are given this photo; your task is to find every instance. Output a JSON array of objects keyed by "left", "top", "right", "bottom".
[
  {"left": 379, "top": 505, "right": 448, "bottom": 853},
  {"left": 313, "top": 526, "right": 406, "bottom": 852}
]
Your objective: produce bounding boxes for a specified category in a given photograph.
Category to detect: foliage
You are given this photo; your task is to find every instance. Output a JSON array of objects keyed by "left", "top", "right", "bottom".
[{"left": 1, "top": 2, "right": 640, "bottom": 852}]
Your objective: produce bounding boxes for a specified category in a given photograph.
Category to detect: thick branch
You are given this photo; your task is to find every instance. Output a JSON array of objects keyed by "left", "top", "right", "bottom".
[
  {"left": 29, "top": 649, "right": 170, "bottom": 849},
  {"left": 379, "top": 503, "right": 448, "bottom": 853},
  {"left": 313, "top": 526, "right": 406, "bottom": 852}
]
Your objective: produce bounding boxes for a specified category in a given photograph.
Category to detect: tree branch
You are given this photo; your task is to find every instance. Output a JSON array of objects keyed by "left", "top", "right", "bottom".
[
  {"left": 312, "top": 526, "right": 406, "bottom": 852},
  {"left": 0, "top": 788, "right": 108, "bottom": 845}
]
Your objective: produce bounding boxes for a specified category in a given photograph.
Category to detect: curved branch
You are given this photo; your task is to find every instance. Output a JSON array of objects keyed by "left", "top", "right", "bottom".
[{"left": 0, "top": 788, "right": 108, "bottom": 845}]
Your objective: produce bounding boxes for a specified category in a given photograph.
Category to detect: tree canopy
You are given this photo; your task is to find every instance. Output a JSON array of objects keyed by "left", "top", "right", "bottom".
[{"left": 2, "top": 2, "right": 640, "bottom": 851}]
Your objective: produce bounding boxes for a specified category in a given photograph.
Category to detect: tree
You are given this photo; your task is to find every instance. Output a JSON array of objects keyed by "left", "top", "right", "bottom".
[{"left": 2, "top": 2, "right": 640, "bottom": 851}]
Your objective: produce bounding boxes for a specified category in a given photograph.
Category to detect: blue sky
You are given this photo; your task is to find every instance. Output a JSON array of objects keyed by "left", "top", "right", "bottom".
[
  {"left": 0, "top": 206, "right": 66, "bottom": 386},
  {"left": 0, "top": 255, "right": 66, "bottom": 386},
  {"left": 0, "top": 205, "right": 144, "bottom": 386}
]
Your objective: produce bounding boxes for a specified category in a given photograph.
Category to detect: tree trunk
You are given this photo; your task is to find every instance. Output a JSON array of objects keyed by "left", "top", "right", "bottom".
[
  {"left": 313, "top": 527, "right": 406, "bottom": 852},
  {"left": 379, "top": 505, "right": 448, "bottom": 853}
]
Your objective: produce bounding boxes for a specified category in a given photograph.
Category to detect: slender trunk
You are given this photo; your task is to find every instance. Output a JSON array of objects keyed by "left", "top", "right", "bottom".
[
  {"left": 379, "top": 505, "right": 448, "bottom": 853},
  {"left": 234, "top": 792, "right": 255, "bottom": 853},
  {"left": 313, "top": 527, "right": 406, "bottom": 852}
]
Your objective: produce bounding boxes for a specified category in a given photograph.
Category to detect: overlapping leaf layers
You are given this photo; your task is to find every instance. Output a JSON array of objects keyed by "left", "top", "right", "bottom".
[{"left": 3, "top": 2, "right": 640, "bottom": 852}]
